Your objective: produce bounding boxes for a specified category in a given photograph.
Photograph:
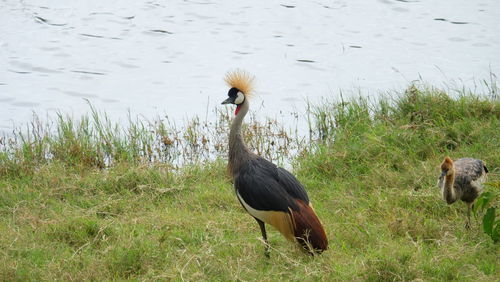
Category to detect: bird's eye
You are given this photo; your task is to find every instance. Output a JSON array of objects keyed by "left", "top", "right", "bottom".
[{"left": 234, "top": 92, "right": 245, "bottom": 104}]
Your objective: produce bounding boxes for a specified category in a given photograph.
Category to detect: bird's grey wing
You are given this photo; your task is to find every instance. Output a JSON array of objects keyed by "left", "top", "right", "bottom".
[
  {"left": 455, "top": 158, "right": 486, "bottom": 181},
  {"left": 254, "top": 157, "right": 310, "bottom": 204},
  {"left": 235, "top": 160, "right": 296, "bottom": 212},
  {"left": 276, "top": 167, "right": 310, "bottom": 204}
]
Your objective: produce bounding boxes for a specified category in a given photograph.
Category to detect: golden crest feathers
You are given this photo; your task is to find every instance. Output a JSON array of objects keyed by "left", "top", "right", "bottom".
[{"left": 224, "top": 69, "right": 255, "bottom": 98}]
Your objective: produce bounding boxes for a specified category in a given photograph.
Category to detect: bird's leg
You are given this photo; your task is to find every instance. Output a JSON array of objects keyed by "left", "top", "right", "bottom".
[
  {"left": 465, "top": 203, "right": 472, "bottom": 229},
  {"left": 255, "top": 218, "right": 270, "bottom": 258}
]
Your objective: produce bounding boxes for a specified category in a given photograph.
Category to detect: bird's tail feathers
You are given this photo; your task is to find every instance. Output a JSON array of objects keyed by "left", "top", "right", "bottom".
[{"left": 290, "top": 200, "right": 328, "bottom": 254}]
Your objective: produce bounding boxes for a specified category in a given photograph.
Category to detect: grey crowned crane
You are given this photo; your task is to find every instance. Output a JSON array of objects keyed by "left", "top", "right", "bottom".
[
  {"left": 438, "top": 157, "right": 489, "bottom": 228},
  {"left": 221, "top": 70, "right": 328, "bottom": 256}
]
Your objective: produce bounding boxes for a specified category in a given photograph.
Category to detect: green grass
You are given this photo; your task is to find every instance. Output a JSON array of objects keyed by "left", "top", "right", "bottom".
[{"left": 0, "top": 85, "right": 499, "bottom": 280}]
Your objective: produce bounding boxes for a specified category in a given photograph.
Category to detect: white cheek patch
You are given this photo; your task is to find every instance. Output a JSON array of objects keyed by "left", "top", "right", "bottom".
[{"left": 234, "top": 92, "right": 245, "bottom": 104}]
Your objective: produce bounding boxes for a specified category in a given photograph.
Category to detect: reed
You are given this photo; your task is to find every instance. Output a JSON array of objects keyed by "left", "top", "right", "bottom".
[{"left": 0, "top": 101, "right": 301, "bottom": 177}]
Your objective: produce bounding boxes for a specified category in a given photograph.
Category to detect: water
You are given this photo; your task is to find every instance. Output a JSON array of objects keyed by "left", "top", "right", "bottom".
[{"left": 1, "top": 0, "right": 499, "bottom": 134}]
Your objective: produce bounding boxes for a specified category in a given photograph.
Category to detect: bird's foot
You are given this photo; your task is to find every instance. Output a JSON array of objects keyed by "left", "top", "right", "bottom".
[{"left": 264, "top": 249, "right": 270, "bottom": 258}]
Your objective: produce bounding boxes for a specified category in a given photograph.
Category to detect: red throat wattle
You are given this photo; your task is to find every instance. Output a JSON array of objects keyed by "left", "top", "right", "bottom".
[{"left": 235, "top": 105, "right": 242, "bottom": 115}]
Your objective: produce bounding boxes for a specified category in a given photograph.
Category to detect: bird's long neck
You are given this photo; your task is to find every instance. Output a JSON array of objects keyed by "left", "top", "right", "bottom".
[
  {"left": 442, "top": 168, "right": 457, "bottom": 204},
  {"left": 228, "top": 100, "right": 253, "bottom": 176}
]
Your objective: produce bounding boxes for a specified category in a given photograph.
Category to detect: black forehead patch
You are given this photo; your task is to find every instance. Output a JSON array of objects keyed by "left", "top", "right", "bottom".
[{"left": 228, "top": 87, "right": 240, "bottom": 97}]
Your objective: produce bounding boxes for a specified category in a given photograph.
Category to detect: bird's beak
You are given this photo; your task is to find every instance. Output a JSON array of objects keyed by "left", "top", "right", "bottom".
[{"left": 221, "top": 97, "right": 233, "bottom": 105}]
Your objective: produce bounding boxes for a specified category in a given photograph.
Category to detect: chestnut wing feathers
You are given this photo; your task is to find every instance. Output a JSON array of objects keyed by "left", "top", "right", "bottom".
[{"left": 234, "top": 158, "right": 309, "bottom": 213}]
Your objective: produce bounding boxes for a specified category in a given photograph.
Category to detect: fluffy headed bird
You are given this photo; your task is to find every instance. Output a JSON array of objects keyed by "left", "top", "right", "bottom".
[
  {"left": 438, "top": 157, "right": 488, "bottom": 228},
  {"left": 221, "top": 70, "right": 328, "bottom": 256}
]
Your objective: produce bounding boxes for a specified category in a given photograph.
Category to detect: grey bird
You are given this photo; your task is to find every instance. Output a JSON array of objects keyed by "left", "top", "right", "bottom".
[{"left": 438, "top": 156, "right": 489, "bottom": 228}]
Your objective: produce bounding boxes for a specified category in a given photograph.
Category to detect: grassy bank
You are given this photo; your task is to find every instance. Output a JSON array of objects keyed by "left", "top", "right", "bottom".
[{"left": 0, "top": 85, "right": 499, "bottom": 280}]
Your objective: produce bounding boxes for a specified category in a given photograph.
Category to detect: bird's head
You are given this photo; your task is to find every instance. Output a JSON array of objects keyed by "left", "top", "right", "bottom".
[
  {"left": 221, "top": 69, "right": 255, "bottom": 115},
  {"left": 440, "top": 156, "right": 454, "bottom": 178}
]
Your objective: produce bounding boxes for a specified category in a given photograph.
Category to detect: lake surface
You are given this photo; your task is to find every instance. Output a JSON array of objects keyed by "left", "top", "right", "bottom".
[{"left": 1, "top": 0, "right": 499, "bottom": 133}]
